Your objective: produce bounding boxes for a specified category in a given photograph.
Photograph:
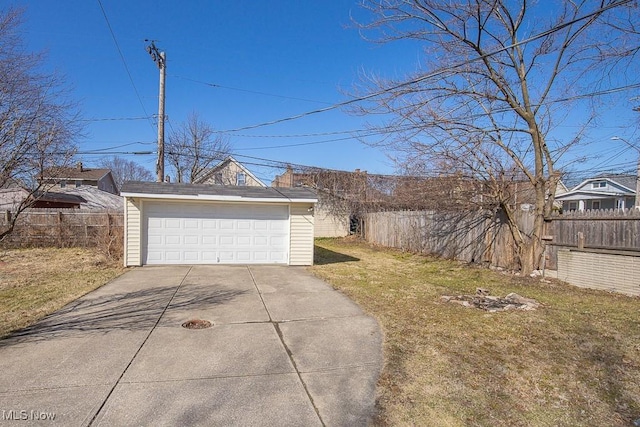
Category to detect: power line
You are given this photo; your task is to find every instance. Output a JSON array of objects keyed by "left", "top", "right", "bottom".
[
  {"left": 233, "top": 130, "right": 387, "bottom": 151},
  {"left": 214, "top": 0, "right": 633, "bottom": 133},
  {"left": 96, "top": 0, "right": 155, "bottom": 136},
  {"left": 76, "top": 116, "right": 154, "bottom": 122},
  {"left": 171, "top": 75, "right": 333, "bottom": 105}
]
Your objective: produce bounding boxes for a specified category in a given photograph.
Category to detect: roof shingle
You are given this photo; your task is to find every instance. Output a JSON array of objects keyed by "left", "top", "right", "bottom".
[{"left": 120, "top": 181, "right": 317, "bottom": 200}]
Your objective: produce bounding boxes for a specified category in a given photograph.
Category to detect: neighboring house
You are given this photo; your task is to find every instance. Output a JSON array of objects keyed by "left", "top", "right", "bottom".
[
  {"left": 0, "top": 187, "right": 30, "bottom": 211},
  {"left": 54, "top": 186, "right": 124, "bottom": 211},
  {"left": 0, "top": 186, "right": 123, "bottom": 211},
  {"left": 195, "top": 156, "right": 266, "bottom": 187},
  {"left": 555, "top": 175, "right": 637, "bottom": 211},
  {"left": 121, "top": 181, "right": 317, "bottom": 266},
  {"left": 40, "top": 162, "right": 118, "bottom": 195}
]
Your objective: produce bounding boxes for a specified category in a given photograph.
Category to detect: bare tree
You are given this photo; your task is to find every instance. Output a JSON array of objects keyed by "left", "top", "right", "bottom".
[
  {"left": 0, "top": 7, "right": 79, "bottom": 241},
  {"left": 354, "top": 0, "right": 639, "bottom": 274},
  {"left": 166, "top": 112, "right": 231, "bottom": 183},
  {"left": 98, "top": 156, "right": 153, "bottom": 190}
]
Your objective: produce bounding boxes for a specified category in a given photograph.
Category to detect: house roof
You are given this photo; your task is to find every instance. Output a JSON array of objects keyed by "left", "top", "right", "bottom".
[
  {"left": 194, "top": 155, "right": 267, "bottom": 187},
  {"left": 593, "top": 174, "right": 637, "bottom": 191},
  {"left": 42, "top": 165, "right": 112, "bottom": 181},
  {"left": 121, "top": 181, "right": 317, "bottom": 203},
  {"left": 556, "top": 174, "right": 637, "bottom": 200},
  {"left": 0, "top": 186, "right": 124, "bottom": 211},
  {"left": 54, "top": 186, "right": 124, "bottom": 210}
]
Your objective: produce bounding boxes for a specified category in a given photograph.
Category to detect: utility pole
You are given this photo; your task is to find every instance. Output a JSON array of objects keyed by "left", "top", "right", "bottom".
[{"left": 146, "top": 40, "right": 166, "bottom": 182}]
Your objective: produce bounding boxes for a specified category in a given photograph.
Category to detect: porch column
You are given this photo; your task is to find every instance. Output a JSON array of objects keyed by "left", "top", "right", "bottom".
[{"left": 578, "top": 200, "right": 585, "bottom": 211}]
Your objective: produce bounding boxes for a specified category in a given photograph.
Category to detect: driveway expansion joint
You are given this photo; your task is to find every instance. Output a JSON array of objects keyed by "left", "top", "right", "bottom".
[
  {"left": 87, "top": 266, "right": 193, "bottom": 427},
  {"left": 247, "top": 266, "right": 327, "bottom": 427}
]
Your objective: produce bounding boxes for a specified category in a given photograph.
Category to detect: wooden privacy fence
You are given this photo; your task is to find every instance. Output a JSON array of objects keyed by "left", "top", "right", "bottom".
[
  {"left": 0, "top": 210, "right": 124, "bottom": 248},
  {"left": 363, "top": 208, "right": 640, "bottom": 271},
  {"left": 545, "top": 208, "right": 640, "bottom": 269},
  {"left": 363, "top": 209, "right": 534, "bottom": 270}
]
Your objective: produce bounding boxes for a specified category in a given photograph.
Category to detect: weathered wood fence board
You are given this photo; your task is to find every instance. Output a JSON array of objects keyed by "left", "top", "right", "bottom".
[
  {"left": 364, "top": 208, "right": 640, "bottom": 271},
  {"left": 364, "top": 209, "right": 533, "bottom": 269},
  {"left": 0, "top": 210, "right": 124, "bottom": 248}
]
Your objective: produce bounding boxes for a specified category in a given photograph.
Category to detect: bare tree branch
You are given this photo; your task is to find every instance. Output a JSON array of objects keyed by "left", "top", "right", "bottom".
[
  {"left": 353, "top": 0, "right": 639, "bottom": 273},
  {"left": 166, "top": 112, "right": 231, "bottom": 183}
]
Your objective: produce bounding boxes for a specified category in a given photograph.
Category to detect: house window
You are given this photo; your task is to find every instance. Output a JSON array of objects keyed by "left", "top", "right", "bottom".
[
  {"left": 59, "top": 180, "right": 66, "bottom": 188},
  {"left": 592, "top": 201, "right": 601, "bottom": 210},
  {"left": 591, "top": 181, "right": 607, "bottom": 189},
  {"left": 568, "top": 202, "right": 577, "bottom": 211},
  {"left": 236, "top": 172, "right": 246, "bottom": 186},
  {"left": 75, "top": 180, "right": 82, "bottom": 188}
]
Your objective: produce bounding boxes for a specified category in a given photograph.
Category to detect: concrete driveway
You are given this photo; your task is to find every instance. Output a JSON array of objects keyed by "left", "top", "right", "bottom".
[{"left": 0, "top": 266, "right": 382, "bottom": 426}]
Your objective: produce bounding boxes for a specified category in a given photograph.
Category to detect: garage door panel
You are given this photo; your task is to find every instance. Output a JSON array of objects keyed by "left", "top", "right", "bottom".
[
  {"left": 254, "top": 222, "right": 267, "bottom": 230},
  {"left": 165, "top": 251, "right": 181, "bottom": 261},
  {"left": 270, "top": 221, "right": 286, "bottom": 231},
  {"left": 220, "top": 220, "right": 234, "bottom": 229},
  {"left": 165, "top": 235, "right": 181, "bottom": 245},
  {"left": 143, "top": 202, "right": 289, "bottom": 265},
  {"left": 184, "top": 251, "right": 200, "bottom": 262},
  {"left": 202, "top": 220, "right": 217, "bottom": 229},
  {"left": 184, "top": 235, "right": 199, "bottom": 245},
  {"left": 220, "top": 235, "right": 234, "bottom": 245},
  {"left": 165, "top": 219, "right": 181, "bottom": 228},
  {"left": 202, "top": 252, "right": 217, "bottom": 261},
  {"left": 184, "top": 219, "right": 199, "bottom": 229},
  {"left": 202, "top": 236, "right": 217, "bottom": 245}
]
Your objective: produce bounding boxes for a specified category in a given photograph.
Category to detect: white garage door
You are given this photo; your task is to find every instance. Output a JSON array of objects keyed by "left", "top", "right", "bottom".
[{"left": 143, "top": 201, "right": 289, "bottom": 265}]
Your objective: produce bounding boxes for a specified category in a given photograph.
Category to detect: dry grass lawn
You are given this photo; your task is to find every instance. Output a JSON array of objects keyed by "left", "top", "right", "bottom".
[
  {"left": 310, "top": 238, "right": 640, "bottom": 427},
  {"left": 0, "top": 247, "right": 125, "bottom": 338}
]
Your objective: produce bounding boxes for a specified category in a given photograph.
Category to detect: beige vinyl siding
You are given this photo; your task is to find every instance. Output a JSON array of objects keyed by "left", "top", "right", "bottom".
[
  {"left": 289, "top": 203, "right": 315, "bottom": 265},
  {"left": 314, "top": 206, "right": 349, "bottom": 237},
  {"left": 125, "top": 197, "right": 142, "bottom": 266},
  {"left": 199, "top": 161, "right": 264, "bottom": 187}
]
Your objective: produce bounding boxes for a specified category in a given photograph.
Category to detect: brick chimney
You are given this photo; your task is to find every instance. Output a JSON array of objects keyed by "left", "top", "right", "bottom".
[{"left": 77, "top": 162, "right": 83, "bottom": 172}]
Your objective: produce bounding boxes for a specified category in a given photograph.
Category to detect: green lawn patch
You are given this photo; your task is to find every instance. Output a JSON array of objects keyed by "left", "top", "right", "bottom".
[
  {"left": 311, "top": 238, "right": 640, "bottom": 427},
  {"left": 0, "top": 247, "right": 125, "bottom": 338}
]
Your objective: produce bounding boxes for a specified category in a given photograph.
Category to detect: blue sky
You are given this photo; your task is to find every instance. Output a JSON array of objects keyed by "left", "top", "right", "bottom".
[{"left": 10, "top": 1, "right": 640, "bottom": 184}]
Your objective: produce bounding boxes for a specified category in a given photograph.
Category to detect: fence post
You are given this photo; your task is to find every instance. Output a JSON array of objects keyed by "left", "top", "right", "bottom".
[
  {"left": 57, "top": 211, "right": 63, "bottom": 246},
  {"left": 577, "top": 232, "right": 585, "bottom": 250}
]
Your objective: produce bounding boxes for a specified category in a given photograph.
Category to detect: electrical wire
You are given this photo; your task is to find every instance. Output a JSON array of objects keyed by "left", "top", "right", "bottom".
[
  {"left": 77, "top": 116, "right": 154, "bottom": 122},
  {"left": 171, "top": 75, "right": 333, "bottom": 105},
  {"left": 212, "top": 0, "right": 634, "bottom": 133},
  {"left": 96, "top": 0, "right": 155, "bottom": 136}
]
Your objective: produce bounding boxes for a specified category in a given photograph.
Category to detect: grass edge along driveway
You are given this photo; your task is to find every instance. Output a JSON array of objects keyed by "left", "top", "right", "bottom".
[
  {"left": 0, "top": 247, "right": 125, "bottom": 338},
  {"left": 310, "top": 238, "right": 640, "bottom": 427}
]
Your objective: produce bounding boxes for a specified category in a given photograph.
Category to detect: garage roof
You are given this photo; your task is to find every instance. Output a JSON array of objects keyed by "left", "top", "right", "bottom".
[{"left": 121, "top": 181, "right": 317, "bottom": 203}]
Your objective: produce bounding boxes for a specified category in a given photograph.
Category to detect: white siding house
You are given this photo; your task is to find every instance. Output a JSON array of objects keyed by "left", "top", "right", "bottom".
[
  {"left": 555, "top": 175, "right": 637, "bottom": 211},
  {"left": 121, "top": 182, "right": 316, "bottom": 266}
]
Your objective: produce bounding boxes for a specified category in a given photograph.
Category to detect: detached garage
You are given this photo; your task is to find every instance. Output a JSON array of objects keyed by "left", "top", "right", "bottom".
[{"left": 121, "top": 182, "right": 317, "bottom": 266}]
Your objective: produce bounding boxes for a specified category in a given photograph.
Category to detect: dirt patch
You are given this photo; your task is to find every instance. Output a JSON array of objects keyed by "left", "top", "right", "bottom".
[{"left": 441, "top": 288, "right": 541, "bottom": 312}]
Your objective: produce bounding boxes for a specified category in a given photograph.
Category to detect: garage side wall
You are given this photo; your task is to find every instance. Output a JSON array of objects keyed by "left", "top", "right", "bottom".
[
  {"left": 124, "top": 197, "right": 142, "bottom": 266},
  {"left": 289, "top": 203, "right": 315, "bottom": 265}
]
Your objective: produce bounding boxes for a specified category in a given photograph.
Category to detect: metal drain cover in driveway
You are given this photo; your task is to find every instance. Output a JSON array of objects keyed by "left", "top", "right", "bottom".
[{"left": 181, "top": 319, "right": 212, "bottom": 329}]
